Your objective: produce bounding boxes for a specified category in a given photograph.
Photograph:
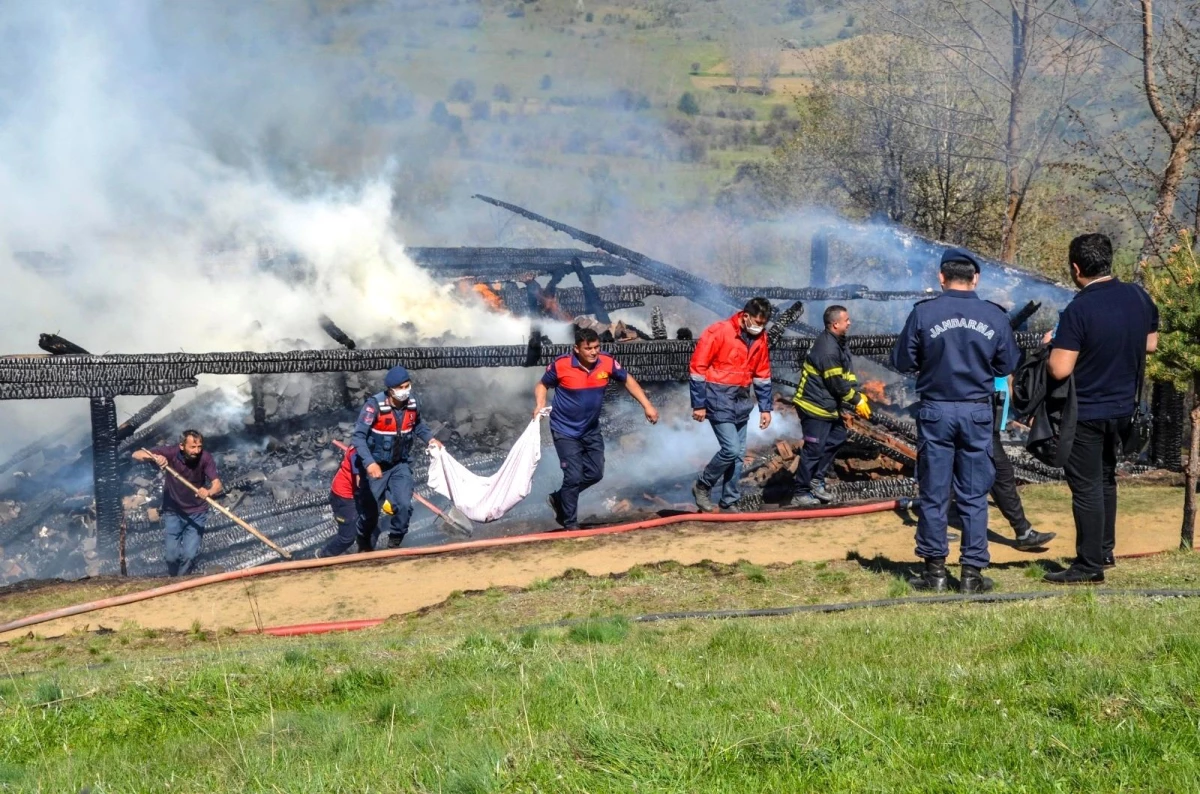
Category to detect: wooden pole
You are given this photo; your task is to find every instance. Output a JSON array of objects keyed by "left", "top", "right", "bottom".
[{"left": 142, "top": 450, "right": 292, "bottom": 559}]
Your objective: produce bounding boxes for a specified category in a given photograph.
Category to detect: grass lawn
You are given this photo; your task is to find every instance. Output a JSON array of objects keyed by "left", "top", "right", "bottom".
[{"left": 5, "top": 549, "right": 1200, "bottom": 791}]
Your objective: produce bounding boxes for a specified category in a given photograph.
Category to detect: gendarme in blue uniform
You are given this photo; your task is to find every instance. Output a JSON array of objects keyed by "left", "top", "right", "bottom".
[{"left": 890, "top": 260, "right": 1021, "bottom": 570}]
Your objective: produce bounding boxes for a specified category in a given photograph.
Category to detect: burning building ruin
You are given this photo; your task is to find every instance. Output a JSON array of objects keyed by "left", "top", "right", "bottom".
[{"left": 0, "top": 198, "right": 1186, "bottom": 585}]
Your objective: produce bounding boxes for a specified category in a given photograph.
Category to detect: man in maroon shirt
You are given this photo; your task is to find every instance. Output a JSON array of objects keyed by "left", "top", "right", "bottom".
[{"left": 132, "top": 429, "right": 222, "bottom": 576}]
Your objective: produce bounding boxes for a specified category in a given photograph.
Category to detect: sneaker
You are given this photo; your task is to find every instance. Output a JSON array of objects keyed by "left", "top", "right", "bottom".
[
  {"left": 1014, "top": 529, "right": 1056, "bottom": 551},
  {"left": 1102, "top": 553, "right": 1116, "bottom": 569},
  {"left": 719, "top": 504, "right": 743, "bottom": 513},
  {"left": 548, "top": 492, "right": 566, "bottom": 526},
  {"left": 692, "top": 481, "right": 716, "bottom": 512},
  {"left": 960, "top": 565, "right": 994, "bottom": 594},
  {"left": 908, "top": 559, "right": 949, "bottom": 592},
  {"left": 809, "top": 480, "right": 835, "bottom": 504},
  {"left": 786, "top": 493, "right": 823, "bottom": 508},
  {"left": 1043, "top": 567, "right": 1104, "bottom": 585}
]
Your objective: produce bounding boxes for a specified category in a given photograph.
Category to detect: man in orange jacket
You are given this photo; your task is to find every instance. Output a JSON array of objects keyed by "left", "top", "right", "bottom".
[{"left": 689, "top": 297, "right": 774, "bottom": 512}]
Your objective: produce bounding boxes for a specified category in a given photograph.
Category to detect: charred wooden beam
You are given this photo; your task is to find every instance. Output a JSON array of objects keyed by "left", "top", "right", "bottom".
[
  {"left": 1009, "top": 301, "right": 1041, "bottom": 330},
  {"left": 473, "top": 194, "right": 745, "bottom": 317},
  {"left": 89, "top": 395, "right": 122, "bottom": 566},
  {"left": 38, "top": 334, "right": 90, "bottom": 356},
  {"left": 318, "top": 315, "right": 357, "bottom": 350},
  {"left": 408, "top": 247, "right": 630, "bottom": 276},
  {"left": 0, "top": 334, "right": 1048, "bottom": 397}
]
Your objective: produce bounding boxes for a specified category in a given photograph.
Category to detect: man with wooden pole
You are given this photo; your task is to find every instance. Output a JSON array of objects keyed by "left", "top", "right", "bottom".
[{"left": 132, "top": 430, "right": 227, "bottom": 575}]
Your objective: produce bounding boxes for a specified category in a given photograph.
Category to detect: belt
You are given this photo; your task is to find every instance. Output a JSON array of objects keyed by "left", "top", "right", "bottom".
[{"left": 920, "top": 397, "right": 992, "bottom": 404}]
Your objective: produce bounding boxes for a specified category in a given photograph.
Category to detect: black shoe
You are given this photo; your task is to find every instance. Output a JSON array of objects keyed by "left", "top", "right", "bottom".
[
  {"left": 786, "top": 493, "right": 823, "bottom": 508},
  {"left": 1044, "top": 567, "right": 1104, "bottom": 585},
  {"left": 1102, "top": 553, "right": 1116, "bottom": 569},
  {"left": 693, "top": 481, "right": 716, "bottom": 512},
  {"left": 548, "top": 492, "right": 566, "bottom": 526},
  {"left": 908, "top": 559, "right": 948, "bottom": 592},
  {"left": 960, "top": 565, "right": 994, "bottom": 594},
  {"left": 356, "top": 535, "right": 373, "bottom": 553},
  {"left": 810, "top": 480, "right": 835, "bottom": 504},
  {"left": 385, "top": 534, "right": 405, "bottom": 549},
  {"left": 1014, "top": 529, "right": 1056, "bottom": 551},
  {"left": 719, "top": 504, "right": 742, "bottom": 513}
]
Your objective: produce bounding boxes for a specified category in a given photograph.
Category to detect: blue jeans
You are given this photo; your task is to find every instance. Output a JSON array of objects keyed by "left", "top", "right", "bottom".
[
  {"left": 163, "top": 509, "right": 208, "bottom": 576},
  {"left": 794, "top": 411, "right": 847, "bottom": 494},
  {"left": 915, "top": 400, "right": 995, "bottom": 568},
  {"left": 699, "top": 420, "right": 748, "bottom": 508},
  {"left": 552, "top": 427, "right": 605, "bottom": 528}
]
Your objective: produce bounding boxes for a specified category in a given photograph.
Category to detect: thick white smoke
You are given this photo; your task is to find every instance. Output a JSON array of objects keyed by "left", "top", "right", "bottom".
[
  {"left": 0, "top": 3, "right": 525, "bottom": 353},
  {"left": 0, "top": 2, "right": 530, "bottom": 452}
]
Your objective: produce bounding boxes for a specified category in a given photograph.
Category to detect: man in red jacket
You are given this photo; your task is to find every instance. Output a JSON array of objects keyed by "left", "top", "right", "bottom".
[{"left": 689, "top": 297, "right": 774, "bottom": 512}]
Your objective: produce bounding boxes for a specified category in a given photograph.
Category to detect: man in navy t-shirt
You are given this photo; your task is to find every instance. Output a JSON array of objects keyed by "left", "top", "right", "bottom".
[
  {"left": 1044, "top": 233, "right": 1158, "bottom": 584},
  {"left": 534, "top": 326, "right": 658, "bottom": 529}
]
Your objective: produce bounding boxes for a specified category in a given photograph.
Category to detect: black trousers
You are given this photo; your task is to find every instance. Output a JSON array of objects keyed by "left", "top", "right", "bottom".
[
  {"left": 794, "top": 410, "right": 847, "bottom": 494},
  {"left": 320, "top": 493, "right": 361, "bottom": 556},
  {"left": 991, "top": 431, "right": 1031, "bottom": 536},
  {"left": 1063, "top": 417, "right": 1130, "bottom": 574}
]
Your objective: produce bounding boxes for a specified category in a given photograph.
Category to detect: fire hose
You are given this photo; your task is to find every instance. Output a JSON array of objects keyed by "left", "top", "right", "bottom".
[{"left": 0, "top": 501, "right": 903, "bottom": 636}]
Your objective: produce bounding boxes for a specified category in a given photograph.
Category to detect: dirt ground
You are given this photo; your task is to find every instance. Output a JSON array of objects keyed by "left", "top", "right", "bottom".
[{"left": 1, "top": 484, "right": 1185, "bottom": 640}]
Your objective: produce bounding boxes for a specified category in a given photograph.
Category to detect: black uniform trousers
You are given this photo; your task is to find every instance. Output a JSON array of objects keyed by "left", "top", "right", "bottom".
[
  {"left": 1063, "top": 417, "right": 1130, "bottom": 574},
  {"left": 990, "top": 430, "right": 1031, "bottom": 536}
]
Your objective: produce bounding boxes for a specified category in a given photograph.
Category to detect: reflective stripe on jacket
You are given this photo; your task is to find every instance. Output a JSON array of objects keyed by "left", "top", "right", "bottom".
[
  {"left": 688, "top": 312, "right": 772, "bottom": 424},
  {"left": 792, "top": 330, "right": 862, "bottom": 419}
]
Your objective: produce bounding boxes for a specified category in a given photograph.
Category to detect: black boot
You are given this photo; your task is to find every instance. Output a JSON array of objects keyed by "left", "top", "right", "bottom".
[
  {"left": 908, "top": 558, "right": 948, "bottom": 592},
  {"left": 356, "top": 534, "right": 373, "bottom": 553},
  {"left": 385, "top": 533, "right": 405, "bottom": 549},
  {"left": 960, "top": 565, "right": 994, "bottom": 594}
]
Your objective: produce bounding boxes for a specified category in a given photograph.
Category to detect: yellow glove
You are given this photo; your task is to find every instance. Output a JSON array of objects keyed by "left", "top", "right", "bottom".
[
  {"left": 855, "top": 396, "right": 872, "bottom": 420},
  {"left": 381, "top": 500, "right": 395, "bottom": 516}
]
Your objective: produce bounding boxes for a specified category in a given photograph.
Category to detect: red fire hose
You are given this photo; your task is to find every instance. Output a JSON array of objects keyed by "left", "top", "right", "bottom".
[{"left": 0, "top": 502, "right": 903, "bottom": 636}]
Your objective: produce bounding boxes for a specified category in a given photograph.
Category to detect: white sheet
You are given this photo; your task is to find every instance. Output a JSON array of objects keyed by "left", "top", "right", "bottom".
[{"left": 426, "top": 412, "right": 546, "bottom": 523}]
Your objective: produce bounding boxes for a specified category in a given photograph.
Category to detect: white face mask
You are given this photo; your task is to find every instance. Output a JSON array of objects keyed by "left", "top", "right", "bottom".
[
  {"left": 390, "top": 387, "right": 411, "bottom": 402},
  {"left": 745, "top": 323, "right": 765, "bottom": 336}
]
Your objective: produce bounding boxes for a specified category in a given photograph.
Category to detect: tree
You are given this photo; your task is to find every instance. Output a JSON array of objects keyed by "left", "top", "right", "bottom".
[
  {"left": 677, "top": 91, "right": 700, "bottom": 115},
  {"left": 754, "top": 45, "right": 782, "bottom": 95},
  {"left": 868, "top": 0, "right": 1099, "bottom": 263},
  {"left": 1134, "top": 0, "right": 1200, "bottom": 272},
  {"left": 1143, "top": 233, "right": 1200, "bottom": 548},
  {"left": 724, "top": 37, "right": 1004, "bottom": 248}
]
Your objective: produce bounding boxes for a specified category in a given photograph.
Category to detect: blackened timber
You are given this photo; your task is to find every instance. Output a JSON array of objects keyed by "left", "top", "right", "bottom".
[
  {"left": 0, "top": 334, "right": 1047, "bottom": 396},
  {"left": 573, "top": 258, "right": 611, "bottom": 322},
  {"left": 38, "top": 333, "right": 90, "bottom": 356},
  {"left": 318, "top": 315, "right": 357, "bottom": 350},
  {"left": 472, "top": 194, "right": 744, "bottom": 317},
  {"left": 408, "top": 247, "right": 630, "bottom": 276},
  {"left": 89, "top": 395, "right": 122, "bottom": 565}
]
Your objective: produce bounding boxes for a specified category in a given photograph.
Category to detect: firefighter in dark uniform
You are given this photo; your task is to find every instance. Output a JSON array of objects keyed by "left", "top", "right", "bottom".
[
  {"left": 890, "top": 249, "right": 1021, "bottom": 593},
  {"left": 351, "top": 365, "right": 442, "bottom": 549},
  {"left": 787, "top": 305, "right": 871, "bottom": 507}
]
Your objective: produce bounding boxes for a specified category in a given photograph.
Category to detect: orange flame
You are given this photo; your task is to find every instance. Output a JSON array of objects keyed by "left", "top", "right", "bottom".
[
  {"left": 472, "top": 282, "right": 506, "bottom": 313},
  {"left": 862, "top": 380, "right": 890, "bottom": 405}
]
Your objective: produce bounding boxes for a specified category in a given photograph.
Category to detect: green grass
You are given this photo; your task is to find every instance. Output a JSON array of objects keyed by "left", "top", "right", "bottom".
[{"left": 4, "top": 590, "right": 1200, "bottom": 791}]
